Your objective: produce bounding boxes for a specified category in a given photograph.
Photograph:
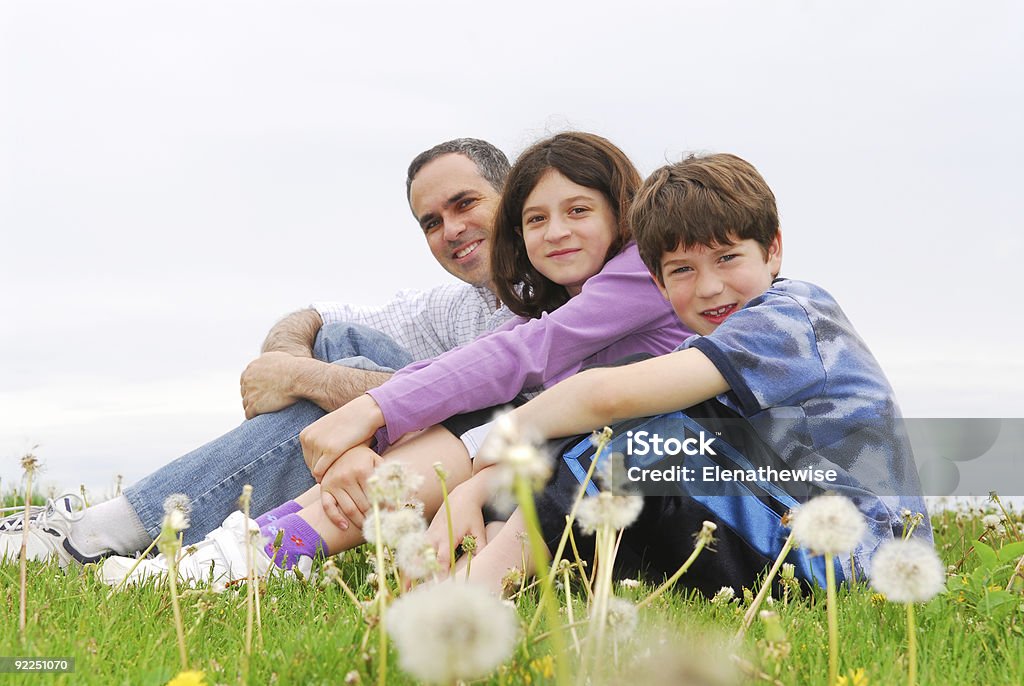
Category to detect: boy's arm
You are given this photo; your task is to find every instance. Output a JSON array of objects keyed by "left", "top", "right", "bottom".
[{"left": 510, "top": 347, "right": 730, "bottom": 440}]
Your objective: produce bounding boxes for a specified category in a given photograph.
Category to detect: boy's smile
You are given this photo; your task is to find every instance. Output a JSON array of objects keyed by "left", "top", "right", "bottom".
[{"left": 657, "top": 233, "right": 782, "bottom": 336}]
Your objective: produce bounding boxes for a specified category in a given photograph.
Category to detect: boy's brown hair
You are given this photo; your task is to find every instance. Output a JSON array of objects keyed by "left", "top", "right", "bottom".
[{"left": 629, "top": 153, "right": 779, "bottom": 284}]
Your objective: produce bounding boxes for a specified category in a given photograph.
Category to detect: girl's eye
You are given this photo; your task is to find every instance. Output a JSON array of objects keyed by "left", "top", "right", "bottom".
[
  {"left": 524, "top": 214, "right": 545, "bottom": 225},
  {"left": 569, "top": 206, "right": 588, "bottom": 215}
]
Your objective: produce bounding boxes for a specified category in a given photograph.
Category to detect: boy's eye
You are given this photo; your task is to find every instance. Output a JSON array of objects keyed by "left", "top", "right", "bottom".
[
  {"left": 719, "top": 254, "right": 738, "bottom": 263},
  {"left": 670, "top": 266, "right": 693, "bottom": 275}
]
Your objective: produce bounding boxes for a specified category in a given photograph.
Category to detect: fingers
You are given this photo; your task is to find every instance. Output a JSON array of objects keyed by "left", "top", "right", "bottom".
[{"left": 321, "top": 490, "right": 350, "bottom": 531}]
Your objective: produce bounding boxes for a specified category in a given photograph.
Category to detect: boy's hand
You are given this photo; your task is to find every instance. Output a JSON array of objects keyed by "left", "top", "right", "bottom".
[
  {"left": 319, "top": 448, "right": 382, "bottom": 530},
  {"left": 299, "top": 394, "right": 385, "bottom": 480},
  {"left": 426, "top": 479, "right": 489, "bottom": 573}
]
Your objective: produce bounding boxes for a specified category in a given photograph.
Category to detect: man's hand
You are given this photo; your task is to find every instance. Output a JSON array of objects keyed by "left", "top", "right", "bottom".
[
  {"left": 240, "top": 351, "right": 306, "bottom": 419},
  {"left": 299, "top": 394, "right": 386, "bottom": 480},
  {"left": 426, "top": 477, "right": 490, "bottom": 573},
  {"left": 319, "top": 447, "right": 382, "bottom": 530}
]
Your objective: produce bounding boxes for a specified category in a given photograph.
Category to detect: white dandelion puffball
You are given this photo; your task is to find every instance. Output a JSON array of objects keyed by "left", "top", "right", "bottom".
[
  {"left": 387, "top": 582, "right": 519, "bottom": 684},
  {"left": 789, "top": 494, "right": 866, "bottom": 555},
  {"left": 870, "top": 539, "right": 946, "bottom": 603},
  {"left": 394, "top": 532, "right": 439, "bottom": 580},
  {"left": 576, "top": 491, "right": 643, "bottom": 534},
  {"left": 163, "top": 508, "right": 190, "bottom": 532},
  {"left": 604, "top": 597, "right": 639, "bottom": 642},
  {"left": 363, "top": 508, "right": 426, "bottom": 548},
  {"left": 367, "top": 461, "right": 424, "bottom": 508}
]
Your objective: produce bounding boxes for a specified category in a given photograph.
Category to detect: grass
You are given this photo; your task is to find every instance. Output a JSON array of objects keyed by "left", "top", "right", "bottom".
[{"left": 1, "top": 505, "right": 1023, "bottom": 685}]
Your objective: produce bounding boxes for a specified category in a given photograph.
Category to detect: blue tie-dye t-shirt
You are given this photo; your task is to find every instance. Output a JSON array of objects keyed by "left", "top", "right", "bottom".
[{"left": 681, "top": 278, "right": 931, "bottom": 569}]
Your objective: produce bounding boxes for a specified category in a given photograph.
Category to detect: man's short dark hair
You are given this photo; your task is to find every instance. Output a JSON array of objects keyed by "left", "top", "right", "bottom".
[{"left": 405, "top": 138, "right": 511, "bottom": 201}]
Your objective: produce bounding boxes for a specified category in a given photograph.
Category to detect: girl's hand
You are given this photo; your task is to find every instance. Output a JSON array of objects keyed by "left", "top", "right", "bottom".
[{"left": 299, "top": 394, "right": 385, "bottom": 480}]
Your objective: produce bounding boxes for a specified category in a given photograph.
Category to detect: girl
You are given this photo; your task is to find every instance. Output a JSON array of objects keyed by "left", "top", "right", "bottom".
[{"left": 101, "top": 132, "right": 690, "bottom": 584}]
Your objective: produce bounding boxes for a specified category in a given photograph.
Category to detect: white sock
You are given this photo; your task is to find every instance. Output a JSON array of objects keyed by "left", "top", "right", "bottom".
[{"left": 69, "top": 495, "right": 152, "bottom": 556}]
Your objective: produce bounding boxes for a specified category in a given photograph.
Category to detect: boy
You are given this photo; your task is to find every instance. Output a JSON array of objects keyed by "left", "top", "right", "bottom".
[{"left": 443, "top": 153, "right": 930, "bottom": 595}]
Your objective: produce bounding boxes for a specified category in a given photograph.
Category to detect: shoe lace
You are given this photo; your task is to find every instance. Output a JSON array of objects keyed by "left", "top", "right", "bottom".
[{"left": 0, "top": 493, "right": 86, "bottom": 531}]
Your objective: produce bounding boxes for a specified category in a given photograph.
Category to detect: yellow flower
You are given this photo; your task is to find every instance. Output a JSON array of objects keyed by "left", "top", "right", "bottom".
[
  {"left": 836, "top": 667, "right": 869, "bottom": 686},
  {"left": 530, "top": 655, "right": 555, "bottom": 679},
  {"left": 167, "top": 671, "right": 207, "bottom": 686}
]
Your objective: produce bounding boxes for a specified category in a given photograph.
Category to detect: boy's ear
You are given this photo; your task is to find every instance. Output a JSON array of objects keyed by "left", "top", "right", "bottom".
[
  {"left": 650, "top": 272, "right": 670, "bottom": 300},
  {"left": 767, "top": 230, "right": 783, "bottom": 277}
]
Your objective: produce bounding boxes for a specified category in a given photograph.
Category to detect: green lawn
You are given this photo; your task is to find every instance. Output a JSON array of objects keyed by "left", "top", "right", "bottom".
[{"left": 1, "top": 503, "right": 1022, "bottom": 685}]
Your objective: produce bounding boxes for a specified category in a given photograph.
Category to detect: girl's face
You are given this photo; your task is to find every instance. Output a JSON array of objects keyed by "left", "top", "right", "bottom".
[{"left": 521, "top": 169, "right": 617, "bottom": 296}]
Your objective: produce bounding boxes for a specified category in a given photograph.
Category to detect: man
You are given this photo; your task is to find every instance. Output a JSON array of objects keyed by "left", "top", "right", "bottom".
[{"left": 0, "top": 138, "right": 513, "bottom": 562}]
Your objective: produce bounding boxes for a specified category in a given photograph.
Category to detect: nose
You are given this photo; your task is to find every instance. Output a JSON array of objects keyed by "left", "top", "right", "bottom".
[
  {"left": 695, "top": 270, "right": 724, "bottom": 299},
  {"left": 443, "top": 213, "right": 468, "bottom": 243},
  {"left": 544, "top": 216, "right": 571, "bottom": 243}
]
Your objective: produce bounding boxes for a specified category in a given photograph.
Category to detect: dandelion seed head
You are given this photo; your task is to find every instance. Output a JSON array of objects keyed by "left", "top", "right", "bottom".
[
  {"left": 603, "top": 597, "right": 639, "bottom": 642},
  {"left": 711, "top": 586, "right": 735, "bottom": 605},
  {"left": 368, "top": 461, "right": 423, "bottom": 508},
  {"left": 981, "top": 513, "right": 1006, "bottom": 534},
  {"left": 387, "top": 583, "right": 518, "bottom": 684},
  {"left": 20, "top": 453, "right": 40, "bottom": 474},
  {"left": 870, "top": 538, "right": 945, "bottom": 603},
  {"left": 394, "top": 532, "right": 439, "bottom": 580},
  {"left": 163, "top": 493, "right": 193, "bottom": 518},
  {"left": 575, "top": 491, "right": 643, "bottom": 534},
  {"left": 363, "top": 508, "right": 427, "bottom": 549},
  {"left": 789, "top": 494, "right": 866, "bottom": 556},
  {"left": 618, "top": 578, "right": 640, "bottom": 589}
]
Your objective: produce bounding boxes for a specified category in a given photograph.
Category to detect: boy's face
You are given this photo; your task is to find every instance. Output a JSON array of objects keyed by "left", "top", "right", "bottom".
[{"left": 657, "top": 233, "right": 782, "bottom": 336}]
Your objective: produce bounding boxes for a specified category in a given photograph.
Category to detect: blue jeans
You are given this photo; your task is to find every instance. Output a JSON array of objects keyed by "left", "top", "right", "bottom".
[{"left": 124, "top": 322, "right": 414, "bottom": 545}]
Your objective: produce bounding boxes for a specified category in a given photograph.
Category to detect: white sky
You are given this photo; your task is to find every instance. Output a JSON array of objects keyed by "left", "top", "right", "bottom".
[{"left": 2, "top": 0, "right": 1022, "bottom": 495}]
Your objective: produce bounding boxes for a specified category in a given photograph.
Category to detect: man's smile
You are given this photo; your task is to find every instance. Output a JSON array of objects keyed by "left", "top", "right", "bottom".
[{"left": 454, "top": 239, "right": 483, "bottom": 260}]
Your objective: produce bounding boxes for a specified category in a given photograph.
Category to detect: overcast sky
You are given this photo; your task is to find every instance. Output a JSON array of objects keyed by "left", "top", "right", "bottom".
[{"left": 2, "top": 1, "right": 1022, "bottom": 496}]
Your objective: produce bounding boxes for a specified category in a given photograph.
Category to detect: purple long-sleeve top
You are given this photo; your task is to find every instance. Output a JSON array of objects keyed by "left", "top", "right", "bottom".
[{"left": 366, "top": 242, "right": 692, "bottom": 445}]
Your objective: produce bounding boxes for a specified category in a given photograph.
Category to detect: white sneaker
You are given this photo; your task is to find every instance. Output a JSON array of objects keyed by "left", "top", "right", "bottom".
[
  {"left": 0, "top": 494, "right": 88, "bottom": 566},
  {"left": 100, "top": 511, "right": 312, "bottom": 587}
]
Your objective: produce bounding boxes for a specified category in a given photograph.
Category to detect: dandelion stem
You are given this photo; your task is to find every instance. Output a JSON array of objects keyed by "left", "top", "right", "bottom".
[
  {"left": 736, "top": 532, "right": 794, "bottom": 640},
  {"left": 107, "top": 537, "right": 160, "bottom": 597},
  {"left": 906, "top": 602, "right": 917, "bottom": 686},
  {"left": 527, "top": 435, "right": 604, "bottom": 635},
  {"left": 18, "top": 468, "right": 33, "bottom": 640},
  {"left": 563, "top": 566, "right": 581, "bottom": 655},
  {"left": 168, "top": 565, "right": 189, "bottom": 670},
  {"left": 437, "top": 470, "right": 456, "bottom": 576},
  {"left": 636, "top": 532, "right": 711, "bottom": 610},
  {"left": 825, "top": 554, "right": 839, "bottom": 686},
  {"left": 372, "top": 500, "right": 389, "bottom": 686},
  {"left": 514, "top": 478, "right": 570, "bottom": 686}
]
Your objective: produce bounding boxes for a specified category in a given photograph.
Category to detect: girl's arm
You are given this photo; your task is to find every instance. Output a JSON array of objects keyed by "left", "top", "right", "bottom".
[{"left": 510, "top": 347, "right": 730, "bottom": 440}]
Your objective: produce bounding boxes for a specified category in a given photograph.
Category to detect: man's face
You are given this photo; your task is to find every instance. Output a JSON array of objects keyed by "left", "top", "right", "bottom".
[{"left": 408, "top": 153, "right": 499, "bottom": 289}]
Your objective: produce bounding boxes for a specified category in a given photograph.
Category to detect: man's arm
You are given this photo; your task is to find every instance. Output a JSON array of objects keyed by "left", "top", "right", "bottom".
[
  {"left": 260, "top": 309, "right": 323, "bottom": 357},
  {"left": 510, "top": 347, "right": 731, "bottom": 440},
  {"left": 241, "top": 353, "right": 394, "bottom": 419}
]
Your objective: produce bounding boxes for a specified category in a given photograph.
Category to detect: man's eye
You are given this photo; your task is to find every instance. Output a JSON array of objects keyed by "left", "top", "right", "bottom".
[
  {"left": 423, "top": 219, "right": 440, "bottom": 232},
  {"left": 459, "top": 198, "right": 478, "bottom": 210}
]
